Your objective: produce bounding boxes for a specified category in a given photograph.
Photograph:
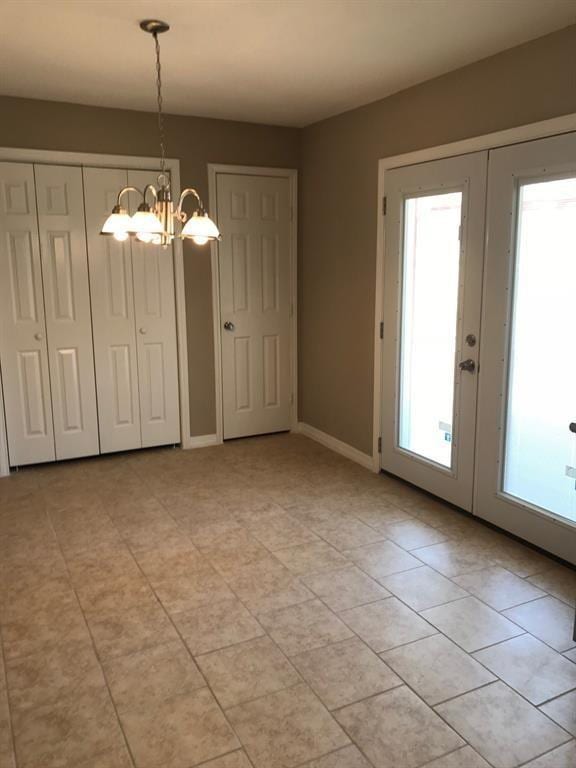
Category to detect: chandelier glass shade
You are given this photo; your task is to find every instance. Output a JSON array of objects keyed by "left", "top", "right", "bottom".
[{"left": 100, "top": 20, "right": 221, "bottom": 248}]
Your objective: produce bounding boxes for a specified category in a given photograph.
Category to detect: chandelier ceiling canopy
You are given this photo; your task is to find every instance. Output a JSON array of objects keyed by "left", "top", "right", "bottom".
[{"left": 101, "top": 19, "right": 221, "bottom": 248}]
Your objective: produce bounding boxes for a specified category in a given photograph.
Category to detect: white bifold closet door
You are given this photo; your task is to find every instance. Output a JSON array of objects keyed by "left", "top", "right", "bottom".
[
  {"left": 83, "top": 166, "right": 179, "bottom": 453},
  {"left": 0, "top": 162, "right": 55, "bottom": 465},
  {"left": 35, "top": 165, "right": 99, "bottom": 460},
  {"left": 127, "top": 171, "right": 180, "bottom": 448}
]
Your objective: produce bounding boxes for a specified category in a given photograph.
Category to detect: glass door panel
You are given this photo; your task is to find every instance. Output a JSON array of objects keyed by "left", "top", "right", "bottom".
[
  {"left": 503, "top": 177, "right": 576, "bottom": 524},
  {"left": 399, "top": 192, "right": 462, "bottom": 468}
]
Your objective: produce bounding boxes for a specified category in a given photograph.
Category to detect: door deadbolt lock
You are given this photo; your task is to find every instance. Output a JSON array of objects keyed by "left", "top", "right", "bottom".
[
  {"left": 459, "top": 358, "right": 476, "bottom": 373},
  {"left": 465, "top": 334, "right": 477, "bottom": 347},
  {"left": 224, "top": 321, "right": 235, "bottom": 331}
]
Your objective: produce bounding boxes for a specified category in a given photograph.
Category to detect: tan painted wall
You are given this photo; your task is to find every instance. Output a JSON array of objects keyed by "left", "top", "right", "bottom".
[
  {"left": 0, "top": 97, "right": 300, "bottom": 437},
  {"left": 299, "top": 24, "right": 576, "bottom": 455}
]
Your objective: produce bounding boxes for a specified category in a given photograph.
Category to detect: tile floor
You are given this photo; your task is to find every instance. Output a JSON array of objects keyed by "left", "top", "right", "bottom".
[{"left": 0, "top": 433, "right": 575, "bottom": 768}]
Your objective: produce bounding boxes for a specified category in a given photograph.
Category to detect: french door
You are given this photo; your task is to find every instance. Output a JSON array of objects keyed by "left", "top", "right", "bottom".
[
  {"left": 381, "top": 152, "right": 487, "bottom": 511},
  {"left": 381, "top": 132, "right": 576, "bottom": 564}
]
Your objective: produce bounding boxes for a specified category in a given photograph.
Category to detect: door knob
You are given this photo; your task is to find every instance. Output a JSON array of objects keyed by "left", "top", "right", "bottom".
[
  {"left": 458, "top": 358, "right": 476, "bottom": 373},
  {"left": 223, "top": 321, "right": 235, "bottom": 331},
  {"left": 139, "top": 327, "right": 147, "bottom": 334},
  {"left": 34, "top": 332, "right": 43, "bottom": 341},
  {"left": 570, "top": 423, "right": 576, "bottom": 434}
]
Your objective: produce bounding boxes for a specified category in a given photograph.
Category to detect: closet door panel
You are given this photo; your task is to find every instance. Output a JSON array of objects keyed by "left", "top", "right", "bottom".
[
  {"left": 83, "top": 167, "right": 141, "bottom": 453},
  {"left": 0, "top": 162, "right": 55, "bottom": 465},
  {"left": 35, "top": 164, "right": 99, "bottom": 460},
  {"left": 128, "top": 170, "right": 180, "bottom": 447}
]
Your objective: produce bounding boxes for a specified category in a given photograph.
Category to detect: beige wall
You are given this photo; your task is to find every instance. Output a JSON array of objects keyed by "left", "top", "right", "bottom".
[
  {"left": 0, "top": 97, "right": 300, "bottom": 436},
  {"left": 299, "top": 24, "right": 576, "bottom": 455}
]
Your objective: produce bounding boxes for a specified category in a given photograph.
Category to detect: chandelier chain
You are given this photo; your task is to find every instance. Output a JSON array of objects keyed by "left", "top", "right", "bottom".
[{"left": 153, "top": 31, "right": 167, "bottom": 176}]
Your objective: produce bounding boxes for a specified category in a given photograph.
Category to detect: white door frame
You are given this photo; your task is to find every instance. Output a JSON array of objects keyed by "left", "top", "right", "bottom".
[
  {"left": 208, "top": 164, "right": 298, "bottom": 444},
  {"left": 374, "top": 113, "right": 576, "bottom": 475},
  {"left": 0, "top": 146, "right": 191, "bottom": 477}
]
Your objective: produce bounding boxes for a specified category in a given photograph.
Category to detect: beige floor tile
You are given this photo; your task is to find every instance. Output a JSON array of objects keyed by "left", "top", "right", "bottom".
[
  {"left": 381, "top": 634, "right": 495, "bottom": 705},
  {"left": 173, "top": 598, "right": 264, "bottom": 656},
  {"left": 421, "top": 596, "right": 524, "bottom": 652},
  {"left": 224, "top": 557, "right": 314, "bottom": 615},
  {"left": 153, "top": 565, "right": 235, "bottom": 613},
  {"left": 67, "top": 545, "right": 142, "bottom": 585},
  {"left": 528, "top": 565, "right": 576, "bottom": 607},
  {"left": 313, "top": 519, "right": 386, "bottom": 550},
  {"left": 490, "top": 541, "right": 556, "bottom": 579},
  {"left": 302, "top": 566, "right": 390, "bottom": 611},
  {"left": 540, "top": 691, "right": 576, "bottom": 737},
  {"left": 344, "top": 541, "right": 422, "bottom": 581},
  {"left": 103, "top": 639, "right": 205, "bottom": 712},
  {"left": 132, "top": 544, "right": 205, "bottom": 583},
  {"left": 77, "top": 746, "right": 134, "bottom": 768},
  {"left": 6, "top": 639, "right": 103, "bottom": 712},
  {"left": 474, "top": 635, "right": 576, "bottom": 705},
  {"left": 335, "top": 686, "right": 464, "bottom": 768},
  {"left": 292, "top": 636, "right": 401, "bottom": 709},
  {"left": 197, "top": 635, "right": 300, "bottom": 708},
  {"left": 86, "top": 601, "right": 179, "bottom": 660},
  {"left": 503, "top": 596, "right": 576, "bottom": 652},
  {"left": 521, "top": 741, "right": 576, "bottom": 768},
  {"left": 422, "top": 745, "right": 491, "bottom": 768},
  {"left": 0, "top": 687, "right": 16, "bottom": 768},
  {"left": 348, "top": 502, "right": 412, "bottom": 529},
  {"left": 246, "top": 513, "right": 320, "bottom": 550},
  {"left": 436, "top": 682, "right": 571, "bottom": 768},
  {"left": 259, "top": 599, "right": 353, "bottom": 656},
  {"left": 383, "top": 519, "right": 448, "bottom": 550},
  {"left": 2, "top": 603, "right": 92, "bottom": 661},
  {"left": 0, "top": 575, "right": 77, "bottom": 622},
  {"left": 412, "top": 541, "right": 497, "bottom": 578},
  {"left": 302, "top": 745, "right": 372, "bottom": 767},
  {"left": 199, "top": 751, "right": 253, "bottom": 768},
  {"left": 274, "top": 541, "right": 349, "bottom": 576},
  {"left": 453, "top": 566, "right": 547, "bottom": 611},
  {"left": 76, "top": 572, "right": 157, "bottom": 613},
  {"left": 380, "top": 566, "right": 469, "bottom": 611},
  {"left": 120, "top": 688, "right": 239, "bottom": 768},
  {"left": 340, "top": 597, "right": 436, "bottom": 652},
  {"left": 12, "top": 685, "right": 125, "bottom": 768},
  {"left": 226, "top": 682, "right": 350, "bottom": 768}
]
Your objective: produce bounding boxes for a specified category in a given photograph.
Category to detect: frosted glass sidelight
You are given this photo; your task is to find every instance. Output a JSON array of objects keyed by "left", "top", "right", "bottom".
[
  {"left": 503, "top": 177, "right": 576, "bottom": 523},
  {"left": 398, "top": 192, "right": 463, "bottom": 468}
]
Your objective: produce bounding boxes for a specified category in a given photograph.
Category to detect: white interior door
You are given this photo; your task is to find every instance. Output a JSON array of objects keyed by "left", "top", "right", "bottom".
[
  {"left": 381, "top": 153, "right": 487, "bottom": 510},
  {"left": 35, "top": 164, "right": 99, "bottom": 460},
  {"left": 0, "top": 162, "right": 55, "bottom": 465},
  {"left": 127, "top": 170, "right": 180, "bottom": 447},
  {"left": 83, "top": 167, "right": 142, "bottom": 453},
  {"left": 217, "top": 173, "right": 293, "bottom": 439},
  {"left": 476, "top": 132, "right": 576, "bottom": 564}
]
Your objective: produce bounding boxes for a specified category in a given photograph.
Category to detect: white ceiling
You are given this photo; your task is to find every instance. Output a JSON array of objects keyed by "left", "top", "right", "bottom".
[{"left": 1, "top": 0, "right": 575, "bottom": 127}]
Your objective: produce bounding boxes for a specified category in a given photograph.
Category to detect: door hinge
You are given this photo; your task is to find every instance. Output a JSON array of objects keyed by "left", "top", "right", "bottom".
[
  {"left": 377, "top": 437, "right": 382, "bottom": 453},
  {"left": 379, "top": 321, "right": 384, "bottom": 339},
  {"left": 382, "top": 196, "right": 387, "bottom": 216}
]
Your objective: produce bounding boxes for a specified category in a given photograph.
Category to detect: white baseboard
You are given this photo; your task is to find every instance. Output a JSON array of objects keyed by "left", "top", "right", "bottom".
[
  {"left": 184, "top": 434, "right": 220, "bottom": 449},
  {"left": 297, "top": 422, "right": 377, "bottom": 472}
]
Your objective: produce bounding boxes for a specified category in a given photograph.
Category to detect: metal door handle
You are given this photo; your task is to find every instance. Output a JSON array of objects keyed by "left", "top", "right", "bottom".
[
  {"left": 224, "top": 321, "right": 235, "bottom": 331},
  {"left": 34, "top": 332, "right": 43, "bottom": 341},
  {"left": 139, "top": 327, "right": 147, "bottom": 334},
  {"left": 458, "top": 358, "right": 476, "bottom": 373},
  {"left": 570, "top": 423, "right": 576, "bottom": 434}
]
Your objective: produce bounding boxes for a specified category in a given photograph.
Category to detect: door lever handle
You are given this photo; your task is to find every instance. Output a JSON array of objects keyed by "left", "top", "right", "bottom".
[
  {"left": 224, "top": 321, "right": 235, "bottom": 331},
  {"left": 458, "top": 358, "right": 476, "bottom": 373}
]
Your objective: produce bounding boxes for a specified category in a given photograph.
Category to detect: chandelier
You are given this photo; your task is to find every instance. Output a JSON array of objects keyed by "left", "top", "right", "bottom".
[{"left": 101, "top": 20, "right": 221, "bottom": 247}]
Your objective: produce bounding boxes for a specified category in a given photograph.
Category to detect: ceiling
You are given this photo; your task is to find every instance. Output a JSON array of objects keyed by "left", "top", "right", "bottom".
[{"left": 1, "top": 0, "right": 575, "bottom": 127}]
